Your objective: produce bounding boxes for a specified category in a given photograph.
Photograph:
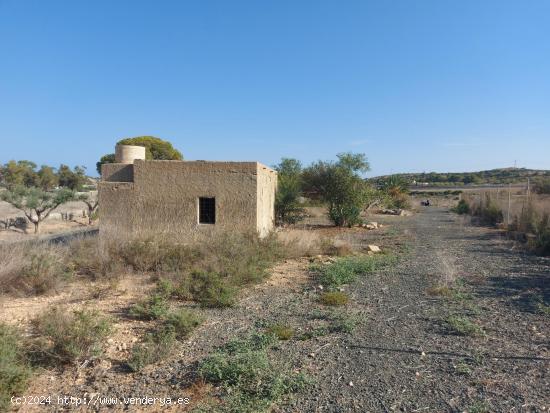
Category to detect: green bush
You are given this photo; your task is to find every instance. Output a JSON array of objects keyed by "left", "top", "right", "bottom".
[
  {"left": 182, "top": 271, "right": 237, "bottom": 308},
  {"left": 165, "top": 308, "right": 203, "bottom": 339},
  {"left": 127, "top": 325, "right": 177, "bottom": 372},
  {"left": 453, "top": 199, "right": 470, "bottom": 215},
  {"left": 130, "top": 295, "right": 169, "bottom": 320},
  {"left": 0, "top": 324, "right": 32, "bottom": 411},
  {"left": 34, "top": 307, "right": 111, "bottom": 363},
  {"left": 198, "top": 333, "right": 309, "bottom": 412}
]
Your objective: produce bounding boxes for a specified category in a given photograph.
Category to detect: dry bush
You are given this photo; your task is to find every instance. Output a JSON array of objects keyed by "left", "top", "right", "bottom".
[
  {"left": 32, "top": 307, "right": 112, "bottom": 364},
  {"left": 69, "top": 235, "right": 124, "bottom": 279},
  {"left": 462, "top": 191, "right": 550, "bottom": 255},
  {"left": 0, "top": 242, "right": 70, "bottom": 296}
]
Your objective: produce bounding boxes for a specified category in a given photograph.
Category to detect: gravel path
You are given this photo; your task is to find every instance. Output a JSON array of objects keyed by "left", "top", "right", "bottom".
[
  {"left": 27, "top": 208, "right": 549, "bottom": 412},
  {"left": 283, "top": 207, "right": 549, "bottom": 412}
]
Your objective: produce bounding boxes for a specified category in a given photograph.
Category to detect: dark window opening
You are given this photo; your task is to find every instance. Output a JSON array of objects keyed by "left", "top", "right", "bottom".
[{"left": 199, "top": 197, "right": 216, "bottom": 224}]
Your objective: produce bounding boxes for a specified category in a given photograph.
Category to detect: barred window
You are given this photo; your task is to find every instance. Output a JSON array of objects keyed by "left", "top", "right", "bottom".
[{"left": 199, "top": 197, "right": 215, "bottom": 224}]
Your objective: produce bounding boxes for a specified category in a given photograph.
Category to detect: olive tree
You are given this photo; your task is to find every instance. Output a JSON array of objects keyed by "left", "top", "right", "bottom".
[
  {"left": 78, "top": 193, "right": 99, "bottom": 225},
  {"left": 0, "top": 187, "right": 77, "bottom": 234}
]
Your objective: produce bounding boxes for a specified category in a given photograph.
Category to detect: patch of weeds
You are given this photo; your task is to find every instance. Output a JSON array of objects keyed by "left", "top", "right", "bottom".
[
  {"left": 454, "top": 360, "right": 472, "bottom": 376},
  {"left": 165, "top": 308, "right": 203, "bottom": 339},
  {"left": 329, "top": 312, "right": 359, "bottom": 334},
  {"left": 427, "top": 283, "right": 472, "bottom": 301},
  {"left": 0, "top": 323, "right": 33, "bottom": 411},
  {"left": 130, "top": 295, "right": 169, "bottom": 320},
  {"left": 127, "top": 324, "right": 177, "bottom": 372},
  {"left": 319, "top": 291, "right": 349, "bottom": 306},
  {"left": 298, "top": 327, "right": 329, "bottom": 341},
  {"left": 426, "top": 285, "right": 453, "bottom": 297},
  {"left": 181, "top": 271, "right": 237, "bottom": 308},
  {"left": 312, "top": 254, "right": 397, "bottom": 288},
  {"left": 266, "top": 323, "right": 294, "bottom": 340},
  {"left": 33, "top": 307, "right": 111, "bottom": 364},
  {"left": 445, "top": 315, "right": 484, "bottom": 337},
  {"left": 197, "top": 333, "right": 310, "bottom": 412}
]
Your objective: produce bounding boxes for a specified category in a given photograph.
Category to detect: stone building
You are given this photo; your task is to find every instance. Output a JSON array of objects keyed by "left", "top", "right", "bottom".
[{"left": 99, "top": 145, "right": 277, "bottom": 239}]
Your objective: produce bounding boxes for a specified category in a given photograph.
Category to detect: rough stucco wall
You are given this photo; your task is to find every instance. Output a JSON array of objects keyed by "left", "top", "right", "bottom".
[
  {"left": 256, "top": 164, "right": 277, "bottom": 237},
  {"left": 98, "top": 182, "right": 136, "bottom": 237},
  {"left": 131, "top": 160, "right": 259, "bottom": 239},
  {"left": 101, "top": 164, "right": 134, "bottom": 182},
  {"left": 99, "top": 160, "right": 277, "bottom": 241}
]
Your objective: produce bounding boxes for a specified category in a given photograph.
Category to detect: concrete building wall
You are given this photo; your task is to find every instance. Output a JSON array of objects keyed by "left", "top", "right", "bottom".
[{"left": 99, "top": 158, "right": 277, "bottom": 241}]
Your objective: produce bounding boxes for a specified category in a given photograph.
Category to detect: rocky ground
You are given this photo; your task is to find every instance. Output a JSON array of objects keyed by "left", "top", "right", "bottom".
[{"left": 8, "top": 207, "right": 550, "bottom": 412}]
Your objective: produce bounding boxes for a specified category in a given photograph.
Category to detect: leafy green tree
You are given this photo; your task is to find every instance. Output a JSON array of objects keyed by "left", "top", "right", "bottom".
[
  {"left": 58, "top": 165, "right": 87, "bottom": 191},
  {"left": 274, "top": 158, "right": 304, "bottom": 225},
  {"left": 96, "top": 136, "right": 183, "bottom": 174},
  {"left": 302, "top": 153, "right": 370, "bottom": 227},
  {"left": 0, "top": 160, "right": 38, "bottom": 189},
  {"left": 0, "top": 187, "right": 77, "bottom": 233},
  {"left": 37, "top": 165, "right": 59, "bottom": 191},
  {"left": 96, "top": 153, "right": 115, "bottom": 175}
]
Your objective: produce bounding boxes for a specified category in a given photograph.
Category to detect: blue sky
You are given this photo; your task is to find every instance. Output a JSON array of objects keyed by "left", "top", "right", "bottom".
[{"left": 1, "top": 0, "right": 549, "bottom": 177}]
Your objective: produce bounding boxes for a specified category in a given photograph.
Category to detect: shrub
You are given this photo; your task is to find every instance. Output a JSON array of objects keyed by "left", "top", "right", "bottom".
[
  {"left": 302, "top": 153, "right": 370, "bottom": 227},
  {"left": 114, "top": 230, "right": 285, "bottom": 308},
  {"left": 533, "top": 177, "right": 550, "bottom": 194},
  {"left": 0, "top": 243, "right": 69, "bottom": 296},
  {"left": 198, "top": 333, "right": 309, "bottom": 412},
  {"left": 533, "top": 213, "right": 550, "bottom": 256},
  {"left": 266, "top": 323, "right": 294, "bottom": 340},
  {"left": 33, "top": 307, "right": 111, "bottom": 363},
  {"left": 329, "top": 312, "right": 359, "bottom": 333},
  {"left": 274, "top": 158, "right": 305, "bottom": 225},
  {"left": 312, "top": 254, "right": 397, "bottom": 288},
  {"left": 453, "top": 199, "right": 470, "bottom": 215},
  {"left": 472, "top": 194, "right": 503, "bottom": 226},
  {"left": 445, "top": 315, "right": 484, "bottom": 337},
  {"left": 127, "top": 324, "right": 177, "bottom": 372},
  {"left": 181, "top": 271, "right": 237, "bottom": 308},
  {"left": 0, "top": 323, "right": 32, "bottom": 411},
  {"left": 165, "top": 308, "right": 203, "bottom": 339},
  {"left": 130, "top": 295, "right": 169, "bottom": 320},
  {"left": 319, "top": 291, "right": 349, "bottom": 306}
]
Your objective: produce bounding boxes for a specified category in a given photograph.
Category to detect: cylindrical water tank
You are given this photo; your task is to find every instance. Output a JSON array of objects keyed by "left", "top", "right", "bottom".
[{"left": 115, "top": 144, "right": 146, "bottom": 164}]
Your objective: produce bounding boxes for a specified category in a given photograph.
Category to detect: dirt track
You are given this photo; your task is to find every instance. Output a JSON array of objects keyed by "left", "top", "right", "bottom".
[
  {"left": 18, "top": 208, "right": 549, "bottom": 412},
  {"left": 283, "top": 207, "right": 549, "bottom": 412}
]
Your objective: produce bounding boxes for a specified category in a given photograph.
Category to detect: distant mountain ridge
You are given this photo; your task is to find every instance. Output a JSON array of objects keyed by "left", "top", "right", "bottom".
[{"left": 370, "top": 168, "right": 550, "bottom": 186}]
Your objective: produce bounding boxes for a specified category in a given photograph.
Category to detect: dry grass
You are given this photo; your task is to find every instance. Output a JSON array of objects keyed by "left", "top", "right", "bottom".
[
  {"left": 461, "top": 190, "right": 550, "bottom": 254},
  {"left": 0, "top": 242, "right": 70, "bottom": 295}
]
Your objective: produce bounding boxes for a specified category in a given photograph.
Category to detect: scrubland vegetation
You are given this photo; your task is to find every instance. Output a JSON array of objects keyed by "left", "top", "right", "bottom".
[
  {"left": 455, "top": 182, "right": 550, "bottom": 255},
  {"left": 0, "top": 217, "right": 398, "bottom": 409},
  {"left": 275, "top": 153, "right": 411, "bottom": 227}
]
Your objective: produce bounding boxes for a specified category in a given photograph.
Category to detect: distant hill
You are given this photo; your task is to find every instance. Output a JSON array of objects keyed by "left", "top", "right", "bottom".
[{"left": 370, "top": 168, "right": 550, "bottom": 187}]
